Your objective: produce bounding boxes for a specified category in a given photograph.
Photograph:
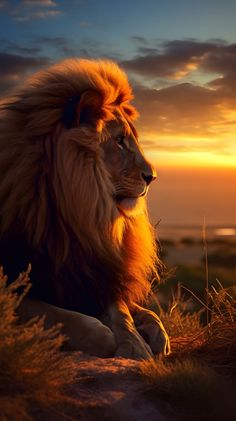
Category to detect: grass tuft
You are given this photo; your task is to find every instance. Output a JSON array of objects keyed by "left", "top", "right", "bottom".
[
  {"left": 0, "top": 267, "right": 77, "bottom": 420},
  {"left": 141, "top": 283, "right": 236, "bottom": 420},
  {"left": 140, "top": 358, "right": 235, "bottom": 421},
  {"left": 165, "top": 284, "right": 236, "bottom": 370}
]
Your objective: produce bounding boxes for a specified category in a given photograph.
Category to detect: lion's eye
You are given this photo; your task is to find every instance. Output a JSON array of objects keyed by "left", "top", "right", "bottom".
[{"left": 117, "top": 135, "right": 126, "bottom": 150}]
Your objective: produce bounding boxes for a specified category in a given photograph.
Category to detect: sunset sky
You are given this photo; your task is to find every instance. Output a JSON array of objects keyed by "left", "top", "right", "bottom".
[{"left": 0, "top": 0, "right": 235, "bottom": 226}]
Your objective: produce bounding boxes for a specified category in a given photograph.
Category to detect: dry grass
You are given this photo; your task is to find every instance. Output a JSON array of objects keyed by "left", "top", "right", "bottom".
[
  {"left": 0, "top": 267, "right": 77, "bottom": 420},
  {"left": 161, "top": 282, "right": 236, "bottom": 370},
  {"left": 140, "top": 283, "right": 236, "bottom": 420},
  {"left": 1, "top": 262, "right": 236, "bottom": 420},
  {"left": 140, "top": 358, "right": 235, "bottom": 421}
]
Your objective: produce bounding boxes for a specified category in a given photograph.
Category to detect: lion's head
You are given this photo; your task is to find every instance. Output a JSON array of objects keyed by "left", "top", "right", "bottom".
[
  {"left": 101, "top": 119, "right": 156, "bottom": 217},
  {"left": 0, "top": 59, "right": 160, "bottom": 315}
]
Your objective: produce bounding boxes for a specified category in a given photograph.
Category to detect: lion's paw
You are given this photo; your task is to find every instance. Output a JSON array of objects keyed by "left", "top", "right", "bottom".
[
  {"left": 115, "top": 328, "right": 153, "bottom": 360},
  {"left": 133, "top": 308, "right": 170, "bottom": 356}
]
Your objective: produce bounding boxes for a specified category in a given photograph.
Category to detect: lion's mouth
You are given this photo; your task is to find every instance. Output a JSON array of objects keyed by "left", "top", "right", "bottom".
[
  {"left": 116, "top": 197, "right": 139, "bottom": 214},
  {"left": 115, "top": 190, "right": 147, "bottom": 215},
  {"left": 116, "top": 191, "right": 146, "bottom": 203}
]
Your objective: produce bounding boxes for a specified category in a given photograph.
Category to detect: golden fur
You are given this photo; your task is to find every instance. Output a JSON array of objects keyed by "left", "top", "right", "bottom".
[{"left": 0, "top": 59, "right": 160, "bottom": 315}]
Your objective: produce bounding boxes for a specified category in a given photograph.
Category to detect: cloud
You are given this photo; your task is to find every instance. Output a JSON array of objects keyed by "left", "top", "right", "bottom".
[
  {"left": 131, "top": 36, "right": 149, "bottom": 46},
  {"left": 0, "top": 0, "right": 6, "bottom": 7},
  {"left": 119, "top": 39, "right": 236, "bottom": 141},
  {"left": 133, "top": 82, "right": 223, "bottom": 137},
  {"left": 23, "top": 0, "right": 57, "bottom": 6},
  {"left": 123, "top": 39, "right": 236, "bottom": 81},
  {"left": 0, "top": 52, "right": 50, "bottom": 94},
  {"left": 32, "top": 36, "right": 107, "bottom": 58},
  {"left": 9, "top": 0, "right": 62, "bottom": 21},
  {"left": 33, "top": 36, "right": 78, "bottom": 56},
  {"left": 14, "top": 9, "right": 61, "bottom": 21},
  {"left": 0, "top": 38, "right": 41, "bottom": 55},
  {"left": 141, "top": 138, "right": 231, "bottom": 154},
  {"left": 123, "top": 39, "right": 212, "bottom": 79},
  {"left": 79, "top": 21, "right": 90, "bottom": 28}
]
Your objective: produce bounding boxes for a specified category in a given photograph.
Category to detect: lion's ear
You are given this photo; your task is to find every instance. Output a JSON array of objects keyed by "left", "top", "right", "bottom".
[
  {"left": 62, "top": 90, "right": 104, "bottom": 129},
  {"left": 76, "top": 90, "right": 103, "bottom": 126}
]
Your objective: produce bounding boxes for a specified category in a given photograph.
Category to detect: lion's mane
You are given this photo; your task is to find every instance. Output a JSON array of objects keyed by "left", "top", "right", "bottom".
[{"left": 0, "top": 59, "right": 160, "bottom": 316}]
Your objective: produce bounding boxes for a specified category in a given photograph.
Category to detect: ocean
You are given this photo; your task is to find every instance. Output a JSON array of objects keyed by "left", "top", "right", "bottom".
[{"left": 155, "top": 224, "right": 236, "bottom": 242}]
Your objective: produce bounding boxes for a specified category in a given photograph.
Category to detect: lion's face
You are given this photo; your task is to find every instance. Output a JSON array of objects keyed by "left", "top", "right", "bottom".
[{"left": 101, "top": 119, "right": 156, "bottom": 216}]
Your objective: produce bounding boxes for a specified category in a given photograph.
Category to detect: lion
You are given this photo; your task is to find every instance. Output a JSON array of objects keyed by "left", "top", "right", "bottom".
[{"left": 0, "top": 59, "right": 170, "bottom": 359}]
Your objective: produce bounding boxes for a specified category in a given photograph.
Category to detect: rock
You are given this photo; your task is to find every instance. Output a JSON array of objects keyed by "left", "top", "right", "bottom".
[{"left": 67, "top": 353, "right": 165, "bottom": 421}]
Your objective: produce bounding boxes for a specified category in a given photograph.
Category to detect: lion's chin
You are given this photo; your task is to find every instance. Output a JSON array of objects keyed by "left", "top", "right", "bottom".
[{"left": 116, "top": 197, "right": 143, "bottom": 217}]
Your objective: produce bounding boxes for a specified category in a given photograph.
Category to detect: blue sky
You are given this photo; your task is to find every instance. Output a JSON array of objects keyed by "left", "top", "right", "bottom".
[{"left": 1, "top": 0, "right": 236, "bottom": 60}]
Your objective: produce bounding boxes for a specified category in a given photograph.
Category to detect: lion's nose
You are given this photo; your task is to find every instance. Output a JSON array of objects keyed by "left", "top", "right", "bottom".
[{"left": 141, "top": 170, "right": 157, "bottom": 185}]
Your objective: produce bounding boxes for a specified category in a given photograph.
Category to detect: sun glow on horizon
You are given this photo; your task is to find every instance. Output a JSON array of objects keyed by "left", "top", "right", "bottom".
[
  {"left": 140, "top": 133, "right": 236, "bottom": 169},
  {"left": 145, "top": 149, "right": 236, "bottom": 168}
]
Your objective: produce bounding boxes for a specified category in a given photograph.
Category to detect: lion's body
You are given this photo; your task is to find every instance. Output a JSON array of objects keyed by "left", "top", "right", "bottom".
[{"left": 0, "top": 59, "right": 159, "bottom": 318}]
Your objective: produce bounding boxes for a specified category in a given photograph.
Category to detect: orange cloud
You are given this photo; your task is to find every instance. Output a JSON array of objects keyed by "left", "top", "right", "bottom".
[{"left": 123, "top": 40, "right": 217, "bottom": 80}]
